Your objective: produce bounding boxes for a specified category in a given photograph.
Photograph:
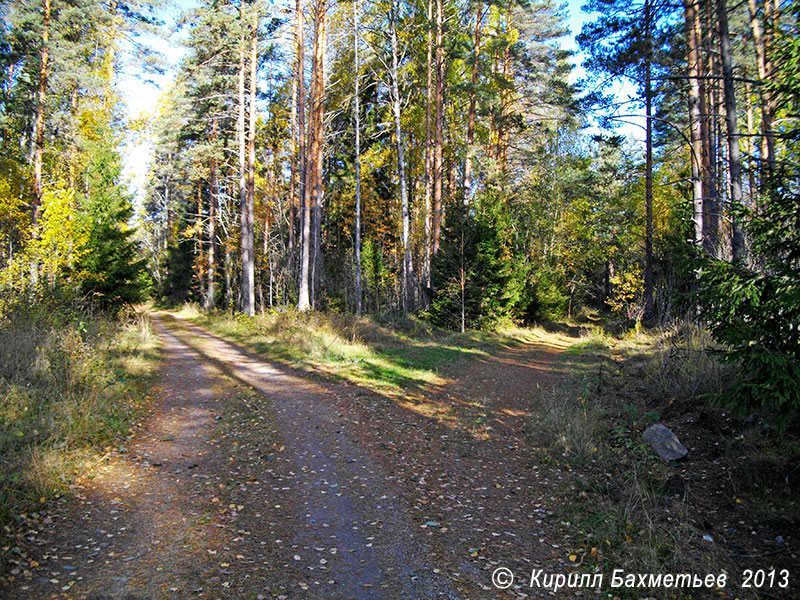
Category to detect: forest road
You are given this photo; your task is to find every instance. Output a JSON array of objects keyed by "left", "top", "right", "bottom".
[
  {"left": 3, "top": 313, "right": 576, "bottom": 600},
  {"left": 2, "top": 313, "right": 461, "bottom": 600},
  {"left": 150, "top": 314, "right": 462, "bottom": 600}
]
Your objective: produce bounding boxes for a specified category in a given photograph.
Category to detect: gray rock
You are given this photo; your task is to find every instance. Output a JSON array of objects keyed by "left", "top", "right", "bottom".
[{"left": 643, "top": 424, "right": 688, "bottom": 461}]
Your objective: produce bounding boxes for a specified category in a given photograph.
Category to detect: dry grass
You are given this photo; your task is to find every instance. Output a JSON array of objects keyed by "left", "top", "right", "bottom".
[
  {"left": 172, "top": 304, "right": 549, "bottom": 402},
  {"left": 0, "top": 303, "right": 159, "bottom": 528},
  {"left": 525, "top": 334, "right": 612, "bottom": 463},
  {"left": 527, "top": 323, "right": 745, "bottom": 598}
]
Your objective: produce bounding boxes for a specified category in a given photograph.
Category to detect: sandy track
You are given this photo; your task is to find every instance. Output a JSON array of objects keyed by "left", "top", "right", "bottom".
[{"left": 2, "top": 314, "right": 576, "bottom": 600}]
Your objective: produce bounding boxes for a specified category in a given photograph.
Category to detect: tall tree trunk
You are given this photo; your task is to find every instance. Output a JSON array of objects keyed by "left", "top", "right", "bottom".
[
  {"left": 747, "top": 0, "right": 776, "bottom": 179},
  {"left": 432, "top": 0, "right": 444, "bottom": 257},
  {"left": 683, "top": 0, "right": 704, "bottom": 248},
  {"left": 289, "top": 58, "right": 297, "bottom": 273},
  {"left": 297, "top": 0, "right": 306, "bottom": 259},
  {"left": 297, "top": 0, "right": 312, "bottom": 310},
  {"left": 237, "top": 8, "right": 249, "bottom": 313},
  {"left": 311, "top": 0, "right": 326, "bottom": 304},
  {"left": 702, "top": 0, "right": 719, "bottom": 256},
  {"left": 300, "top": 0, "right": 326, "bottom": 310},
  {"left": 242, "top": 6, "right": 258, "bottom": 316},
  {"left": 498, "top": 21, "right": 512, "bottom": 170},
  {"left": 32, "top": 0, "right": 51, "bottom": 229},
  {"left": 459, "top": 227, "right": 465, "bottom": 333},
  {"left": 390, "top": 6, "right": 413, "bottom": 316},
  {"left": 196, "top": 186, "right": 204, "bottom": 300},
  {"left": 225, "top": 238, "right": 232, "bottom": 309},
  {"left": 716, "top": 0, "right": 745, "bottom": 261},
  {"left": 265, "top": 210, "right": 273, "bottom": 307},
  {"left": 643, "top": 2, "right": 654, "bottom": 321},
  {"left": 463, "top": 5, "right": 482, "bottom": 204},
  {"left": 207, "top": 125, "right": 218, "bottom": 310},
  {"left": 354, "top": 0, "right": 362, "bottom": 316},
  {"left": 744, "top": 73, "right": 758, "bottom": 208},
  {"left": 423, "top": 0, "right": 433, "bottom": 295}
]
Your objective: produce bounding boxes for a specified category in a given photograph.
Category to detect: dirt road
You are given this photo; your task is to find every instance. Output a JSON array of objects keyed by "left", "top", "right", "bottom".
[{"left": 1, "top": 315, "right": 574, "bottom": 599}]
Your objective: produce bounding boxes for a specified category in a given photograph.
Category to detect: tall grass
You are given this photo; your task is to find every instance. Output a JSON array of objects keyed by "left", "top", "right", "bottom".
[{"left": 0, "top": 299, "right": 159, "bottom": 526}]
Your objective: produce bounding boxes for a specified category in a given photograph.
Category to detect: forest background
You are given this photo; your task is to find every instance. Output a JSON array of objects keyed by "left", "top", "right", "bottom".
[{"left": 1, "top": 0, "right": 799, "bottom": 420}]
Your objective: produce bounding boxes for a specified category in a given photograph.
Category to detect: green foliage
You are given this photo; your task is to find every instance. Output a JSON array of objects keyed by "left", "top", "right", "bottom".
[
  {"left": 606, "top": 265, "right": 644, "bottom": 320},
  {"left": 0, "top": 184, "right": 87, "bottom": 294},
  {"left": 360, "top": 238, "right": 391, "bottom": 309},
  {"left": 697, "top": 237, "right": 800, "bottom": 418},
  {"left": 75, "top": 133, "right": 146, "bottom": 310},
  {"left": 695, "top": 8, "right": 800, "bottom": 421},
  {"left": 428, "top": 191, "right": 524, "bottom": 330},
  {"left": 0, "top": 159, "right": 31, "bottom": 267},
  {"left": 523, "top": 267, "right": 569, "bottom": 321},
  {"left": 158, "top": 241, "right": 198, "bottom": 305}
]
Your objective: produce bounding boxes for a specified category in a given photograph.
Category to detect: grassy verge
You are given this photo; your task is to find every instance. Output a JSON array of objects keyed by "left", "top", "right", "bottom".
[
  {"left": 0, "top": 301, "right": 159, "bottom": 531},
  {"left": 169, "top": 304, "right": 552, "bottom": 402},
  {"left": 527, "top": 323, "right": 798, "bottom": 598}
]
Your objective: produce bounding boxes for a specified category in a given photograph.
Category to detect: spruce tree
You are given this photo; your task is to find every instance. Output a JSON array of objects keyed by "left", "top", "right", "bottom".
[
  {"left": 428, "top": 190, "right": 522, "bottom": 330},
  {"left": 76, "top": 130, "right": 146, "bottom": 310}
]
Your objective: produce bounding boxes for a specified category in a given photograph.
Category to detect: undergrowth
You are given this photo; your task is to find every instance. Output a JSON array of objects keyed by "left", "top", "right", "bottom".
[
  {"left": 0, "top": 299, "right": 159, "bottom": 534},
  {"left": 525, "top": 322, "right": 797, "bottom": 599}
]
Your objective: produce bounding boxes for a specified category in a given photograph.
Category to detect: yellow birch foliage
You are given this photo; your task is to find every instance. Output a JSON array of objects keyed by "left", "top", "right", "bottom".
[{"left": 0, "top": 186, "right": 88, "bottom": 291}]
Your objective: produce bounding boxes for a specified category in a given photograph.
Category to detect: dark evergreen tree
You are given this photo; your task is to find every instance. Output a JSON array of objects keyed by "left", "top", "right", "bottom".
[
  {"left": 158, "top": 240, "right": 197, "bottom": 305},
  {"left": 428, "top": 190, "right": 523, "bottom": 331},
  {"left": 696, "top": 11, "right": 800, "bottom": 418},
  {"left": 76, "top": 130, "right": 146, "bottom": 310}
]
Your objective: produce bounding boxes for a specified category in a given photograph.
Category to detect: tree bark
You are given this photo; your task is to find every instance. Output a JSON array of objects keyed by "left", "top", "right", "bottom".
[
  {"left": 224, "top": 238, "right": 233, "bottom": 309},
  {"left": 296, "top": 0, "right": 306, "bottom": 260},
  {"left": 702, "top": 0, "right": 719, "bottom": 256},
  {"left": 390, "top": 5, "right": 414, "bottom": 316},
  {"left": 683, "top": 0, "right": 704, "bottom": 248},
  {"left": 423, "top": 0, "right": 433, "bottom": 295},
  {"left": 32, "top": 0, "right": 51, "bottom": 229},
  {"left": 354, "top": 0, "right": 362, "bottom": 315},
  {"left": 237, "top": 6, "right": 248, "bottom": 313},
  {"left": 498, "top": 21, "right": 512, "bottom": 170},
  {"left": 289, "top": 55, "right": 297, "bottom": 272},
  {"left": 311, "top": 0, "right": 326, "bottom": 303},
  {"left": 463, "top": 5, "right": 482, "bottom": 205},
  {"left": 299, "top": 0, "right": 326, "bottom": 310},
  {"left": 643, "top": 1, "right": 654, "bottom": 321},
  {"left": 432, "top": 0, "right": 444, "bottom": 257},
  {"left": 206, "top": 122, "right": 218, "bottom": 310},
  {"left": 297, "top": 0, "right": 313, "bottom": 311},
  {"left": 747, "top": 0, "right": 776, "bottom": 179},
  {"left": 196, "top": 186, "right": 204, "bottom": 300},
  {"left": 242, "top": 5, "right": 258, "bottom": 316},
  {"left": 716, "top": 0, "right": 745, "bottom": 261},
  {"left": 744, "top": 72, "right": 758, "bottom": 208}
]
